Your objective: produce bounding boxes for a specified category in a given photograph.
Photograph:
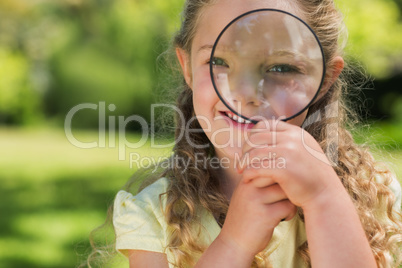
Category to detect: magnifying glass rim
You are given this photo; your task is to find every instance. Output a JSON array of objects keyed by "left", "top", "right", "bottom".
[{"left": 209, "top": 8, "right": 326, "bottom": 123}]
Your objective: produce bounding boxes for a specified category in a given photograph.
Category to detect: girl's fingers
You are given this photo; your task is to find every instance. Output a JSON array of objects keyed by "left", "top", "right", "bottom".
[
  {"left": 260, "top": 183, "right": 288, "bottom": 204},
  {"left": 241, "top": 157, "right": 284, "bottom": 183},
  {"left": 243, "top": 120, "right": 294, "bottom": 151},
  {"left": 237, "top": 145, "right": 282, "bottom": 173},
  {"left": 244, "top": 146, "right": 278, "bottom": 162},
  {"left": 249, "top": 177, "right": 276, "bottom": 188},
  {"left": 239, "top": 180, "right": 297, "bottom": 225},
  {"left": 251, "top": 119, "right": 290, "bottom": 133},
  {"left": 263, "top": 199, "right": 297, "bottom": 226},
  {"left": 243, "top": 132, "right": 277, "bottom": 156}
]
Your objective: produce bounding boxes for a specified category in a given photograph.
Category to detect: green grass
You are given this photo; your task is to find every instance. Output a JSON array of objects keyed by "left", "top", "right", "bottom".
[
  {"left": 0, "top": 126, "right": 172, "bottom": 268},
  {"left": 0, "top": 125, "right": 400, "bottom": 268}
]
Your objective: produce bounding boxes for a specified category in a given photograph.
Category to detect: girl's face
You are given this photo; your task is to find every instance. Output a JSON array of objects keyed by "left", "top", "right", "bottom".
[{"left": 177, "top": 0, "right": 309, "bottom": 160}]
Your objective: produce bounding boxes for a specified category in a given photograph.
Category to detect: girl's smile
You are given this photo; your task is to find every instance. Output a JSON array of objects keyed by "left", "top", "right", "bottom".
[{"left": 218, "top": 111, "right": 255, "bottom": 130}]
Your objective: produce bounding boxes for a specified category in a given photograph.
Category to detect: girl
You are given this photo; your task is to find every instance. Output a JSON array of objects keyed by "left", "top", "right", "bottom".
[{"left": 111, "top": 0, "right": 402, "bottom": 267}]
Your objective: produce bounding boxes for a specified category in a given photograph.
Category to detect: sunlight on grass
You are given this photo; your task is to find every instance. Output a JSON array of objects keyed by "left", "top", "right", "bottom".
[
  {"left": 0, "top": 126, "right": 172, "bottom": 183},
  {"left": 0, "top": 126, "right": 172, "bottom": 268},
  {"left": 0, "top": 239, "right": 66, "bottom": 267},
  {"left": 13, "top": 211, "right": 104, "bottom": 243}
]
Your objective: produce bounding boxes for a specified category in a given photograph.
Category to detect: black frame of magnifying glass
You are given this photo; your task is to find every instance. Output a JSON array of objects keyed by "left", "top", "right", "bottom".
[{"left": 209, "top": 8, "right": 326, "bottom": 124}]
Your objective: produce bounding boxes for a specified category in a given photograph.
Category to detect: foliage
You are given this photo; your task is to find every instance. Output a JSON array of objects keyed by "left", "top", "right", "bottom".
[
  {"left": 0, "top": 0, "right": 184, "bottom": 128},
  {"left": 44, "top": 0, "right": 182, "bottom": 129},
  {"left": 0, "top": 47, "right": 40, "bottom": 124},
  {"left": 336, "top": 0, "right": 402, "bottom": 78},
  {"left": 0, "top": 0, "right": 47, "bottom": 124}
]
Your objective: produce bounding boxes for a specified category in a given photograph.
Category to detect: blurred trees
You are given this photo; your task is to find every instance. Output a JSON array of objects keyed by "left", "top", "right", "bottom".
[
  {"left": 338, "top": 0, "right": 402, "bottom": 78},
  {"left": 0, "top": 0, "right": 401, "bottom": 127},
  {"left": 0, "top": 47, "right": 39, "bottom": 124},
  {"left": 0, "top": 0, "right": 183, "bottom": 128},
  {"left": 337, "top": 0, "right": 402, "bottom": 121},
  {"left": 45, "top": 0, "right": 183, "bottom": 129},
  {"left": 0, "top": 0, "right": 45, "bottom": 124}
]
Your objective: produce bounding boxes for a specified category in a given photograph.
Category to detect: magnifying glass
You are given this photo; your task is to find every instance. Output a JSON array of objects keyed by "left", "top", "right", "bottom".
[{"left": 210, "top": 9, "right": 325, "bottom": 124}]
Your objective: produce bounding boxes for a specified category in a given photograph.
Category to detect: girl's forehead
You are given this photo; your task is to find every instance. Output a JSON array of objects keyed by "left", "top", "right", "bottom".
[{"left": 191, "top": 0, "right": 304, "bottom": 54}]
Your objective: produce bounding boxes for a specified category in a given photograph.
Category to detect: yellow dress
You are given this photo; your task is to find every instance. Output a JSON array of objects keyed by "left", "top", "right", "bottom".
[{"left": 113, "top": 177, "right": 310, "bottom": 267}]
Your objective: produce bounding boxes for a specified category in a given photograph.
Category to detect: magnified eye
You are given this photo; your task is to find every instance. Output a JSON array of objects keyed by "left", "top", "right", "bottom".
[
  {"left": 211, "top": 57, "right": 229, "bottom": 68},
  {"left": 268, "top": 64, "right": 299, "bottom": 73}
]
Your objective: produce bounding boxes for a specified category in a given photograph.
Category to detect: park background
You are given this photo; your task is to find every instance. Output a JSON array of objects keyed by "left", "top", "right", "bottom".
[{"left": 0, "top": 0, "right": 401, "bottom": 267}]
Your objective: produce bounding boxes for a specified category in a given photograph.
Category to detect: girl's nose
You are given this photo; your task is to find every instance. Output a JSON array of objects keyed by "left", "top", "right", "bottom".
[
  {"left": 232, "top": 90, "right": 262, "bottom": 107},
  {"left": 230, "top": 75, "right": 264, "bottom": 108}
]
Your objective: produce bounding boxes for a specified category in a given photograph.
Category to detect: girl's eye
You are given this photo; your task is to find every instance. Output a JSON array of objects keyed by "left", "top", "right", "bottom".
[
  {"left": 268, "top": 64, "right": 299, "bottom": 73},
  {"left": 211, "top": 57, "right": 229, "bottom": 67}
]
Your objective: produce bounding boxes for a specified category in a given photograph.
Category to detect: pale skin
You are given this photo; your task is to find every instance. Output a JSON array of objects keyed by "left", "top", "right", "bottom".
[{"left": 128, "top": 0, "right": 377, "bottom": 267}]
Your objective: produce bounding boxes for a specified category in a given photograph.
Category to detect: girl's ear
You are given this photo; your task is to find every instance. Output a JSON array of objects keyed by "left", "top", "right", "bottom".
[
  {"left": 176, "top": 48, "right": 192, "bottom": 89},
  {"left": 317, "top": 56, "right": 345, "bottom": 99}
]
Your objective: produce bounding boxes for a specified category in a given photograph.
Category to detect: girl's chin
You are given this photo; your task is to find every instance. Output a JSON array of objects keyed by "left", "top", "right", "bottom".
[
  {"left": 214, "top": 145, "right": 242, "bottom": 161},
  {"left": 209, "top": 134, "right": 245, "bottom": 158}
]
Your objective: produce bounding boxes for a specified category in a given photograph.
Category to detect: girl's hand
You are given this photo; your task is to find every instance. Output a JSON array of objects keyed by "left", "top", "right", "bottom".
[
  {"left": 217, "top": 179, "right": 297, "bottom": 261},
  {"left": 239, "top": 120, "right": 345, "bottom": 209},
  {"left": 236, "top": 120, "right": 377, "bottom": 268}
]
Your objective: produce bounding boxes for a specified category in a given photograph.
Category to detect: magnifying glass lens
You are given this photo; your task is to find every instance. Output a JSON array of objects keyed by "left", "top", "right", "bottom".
[{"left": 210, "top": 9, "right": 325, "bottom": 122}]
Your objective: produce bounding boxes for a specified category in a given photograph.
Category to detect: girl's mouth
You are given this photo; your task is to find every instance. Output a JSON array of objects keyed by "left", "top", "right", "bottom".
[{"left": 220, "top": 111, "right": 254, "bottom": 125}]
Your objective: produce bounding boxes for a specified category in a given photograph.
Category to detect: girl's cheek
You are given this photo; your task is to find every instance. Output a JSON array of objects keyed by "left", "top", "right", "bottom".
[
  {"left": 194, "top": 74, "right": 214, "bottom": 92},
  {"left": 193, "top": 71, "right": 219, "bottom": 106}
]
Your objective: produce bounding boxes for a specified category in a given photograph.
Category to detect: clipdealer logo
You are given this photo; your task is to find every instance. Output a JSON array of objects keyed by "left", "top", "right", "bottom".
[{"left": 64, "top": 101, "right": 339, "bottom": 167}]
